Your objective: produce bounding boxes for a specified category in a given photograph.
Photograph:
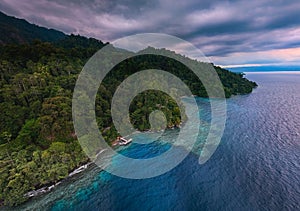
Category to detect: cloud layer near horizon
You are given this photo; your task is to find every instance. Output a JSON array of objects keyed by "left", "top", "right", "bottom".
[{"left": 1, "top": 0, "right": 300, "bottom": 68}]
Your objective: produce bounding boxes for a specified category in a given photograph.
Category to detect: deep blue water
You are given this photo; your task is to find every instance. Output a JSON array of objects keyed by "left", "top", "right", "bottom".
[{"left": 15, "top": 72, "right": 300, "bottom": 210}]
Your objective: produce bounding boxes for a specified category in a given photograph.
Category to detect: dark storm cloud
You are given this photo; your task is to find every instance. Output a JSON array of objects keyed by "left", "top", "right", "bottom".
[{"left": 1, "top": 0, "right": 300, "bottom": 66}]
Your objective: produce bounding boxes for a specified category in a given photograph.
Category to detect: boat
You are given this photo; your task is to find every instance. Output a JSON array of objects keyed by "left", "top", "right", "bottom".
[{"left": 118, "top": 137, "right": 132, "bottom": 146}]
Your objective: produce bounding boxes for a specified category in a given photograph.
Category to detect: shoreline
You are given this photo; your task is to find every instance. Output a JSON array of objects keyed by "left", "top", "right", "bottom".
[
  {"left": 21, "top": 125, "right": 183, "bottom": 203},
  {"left": 23, "top": 162, "right": 94, "bottom": 199}
]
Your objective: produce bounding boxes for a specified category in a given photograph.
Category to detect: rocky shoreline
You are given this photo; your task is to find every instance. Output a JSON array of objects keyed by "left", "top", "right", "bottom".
[
  {"left": 24, "top": 162, "right": 93, "bottom": 199},
  {"left": 22, "top": 126, "right": 183, "bottom": 202}
]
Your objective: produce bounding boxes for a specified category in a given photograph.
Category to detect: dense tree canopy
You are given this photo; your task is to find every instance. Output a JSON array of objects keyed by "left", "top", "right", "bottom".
[{"left": 0, "top": 35, "right": 256, "bottom": 206}]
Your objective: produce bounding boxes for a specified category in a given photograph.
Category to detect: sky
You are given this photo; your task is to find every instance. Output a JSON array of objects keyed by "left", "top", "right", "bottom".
[{"left": 1, "top": 0, "right": 300, "bottom": 71}]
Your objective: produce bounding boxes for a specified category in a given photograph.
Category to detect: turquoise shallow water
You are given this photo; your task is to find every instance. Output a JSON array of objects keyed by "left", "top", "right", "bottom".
[{"left": 10, "top": 72, "right": 300, "bottom": 210}]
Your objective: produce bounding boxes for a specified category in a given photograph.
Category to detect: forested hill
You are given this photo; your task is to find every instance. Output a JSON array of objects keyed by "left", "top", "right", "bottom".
[
  {"left": 0, "top": 11, "right": 66, "bottom": 44},
  {"left": 0, "top": 38, "right": 257, "bottom": 206},
  {"left": 0, "top": 12, "right": 257, "bottom": 207}
]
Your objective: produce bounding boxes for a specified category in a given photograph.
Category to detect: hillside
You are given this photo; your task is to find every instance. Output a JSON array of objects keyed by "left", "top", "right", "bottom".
[
  {"left": 0, "top": 11, "right": 66, "bottom": 44},
  {"left": 0, "top": 11, "right": 257, "bottom": 206}
]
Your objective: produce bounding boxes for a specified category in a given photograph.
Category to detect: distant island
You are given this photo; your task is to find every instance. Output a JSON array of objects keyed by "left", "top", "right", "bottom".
[
  {"left": 228, "top": 66, "right": 300, "bottom": 73},
  {"left": 0, "top": 11, "right": 257, "bottom": 206}
]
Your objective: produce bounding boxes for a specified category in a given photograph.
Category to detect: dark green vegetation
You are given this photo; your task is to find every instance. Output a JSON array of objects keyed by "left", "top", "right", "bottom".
[
  {"left": 0, "top": 37, "right": 100, "bottom": 206},
  {"left": 0, "top": 11, "right": 66, "bottom": 44},
  {"left": 0, "top": 11, "right": 257, "bottom": 207},
  {"left": 0, "top": 39, "right": 256, "bottom": 206}
]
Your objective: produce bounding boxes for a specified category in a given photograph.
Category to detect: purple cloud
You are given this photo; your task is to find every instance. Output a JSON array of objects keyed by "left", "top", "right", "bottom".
[{"left": 1, "top": 0, "right": 300, "bottom": 68}]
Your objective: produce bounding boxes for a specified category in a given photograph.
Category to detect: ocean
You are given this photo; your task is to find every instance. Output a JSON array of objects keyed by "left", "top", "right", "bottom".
[{"left": 13, "top": 72, "right": 300, "bottom": 211}]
